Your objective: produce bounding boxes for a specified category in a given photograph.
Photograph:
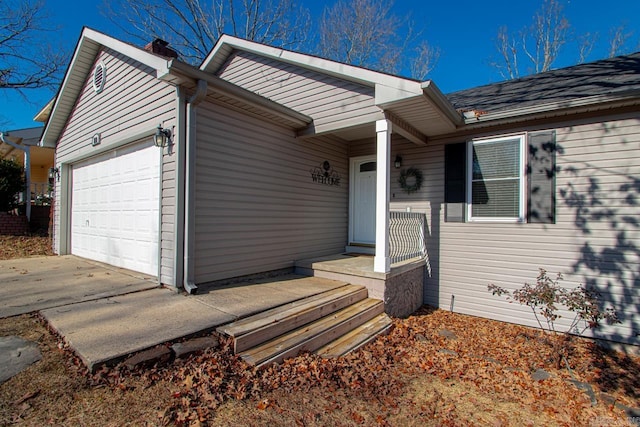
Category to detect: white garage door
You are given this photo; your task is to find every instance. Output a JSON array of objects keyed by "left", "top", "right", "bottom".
[{"left": 71, "top": 142, "right": 160, "bottom": 276}]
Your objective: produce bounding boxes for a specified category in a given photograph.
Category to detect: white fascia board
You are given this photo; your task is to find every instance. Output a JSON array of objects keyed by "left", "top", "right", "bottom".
[
  {"left": 40, "top": 30, "right": 96, "bottom": 147},
  {"left": 40, "top": 28, "right": 173, "bottom": 148},
  {"left": 374, "top": 84, "right": 423, "bottom": 105},
  {"left": 202, "top": 35, "right": 424, "bottom": 93},
  {"left": 84, "top": 28, "right": 172, "bottom": 74},
  {"left": 421, "top": 81, "right": 464, "bottom": 126}
]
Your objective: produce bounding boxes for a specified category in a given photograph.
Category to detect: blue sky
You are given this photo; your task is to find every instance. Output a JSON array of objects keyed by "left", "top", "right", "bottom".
[{"left": 2, "top": 0, "right": 639, "bottom": 130}]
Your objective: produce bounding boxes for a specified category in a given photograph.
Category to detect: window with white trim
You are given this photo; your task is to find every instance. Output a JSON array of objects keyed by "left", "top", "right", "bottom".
[{"left": 467, "top": 135, "right": 525, "bottom": 222}]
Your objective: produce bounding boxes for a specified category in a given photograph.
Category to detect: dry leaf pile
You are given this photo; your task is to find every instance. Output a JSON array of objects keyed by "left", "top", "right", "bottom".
[
  {"left": 123, "top": 307, "right": 638, "bottom": 426},
  {"left": 0, "top": 235, "right": 53, "bottom": 259},
  {"left": 2, "top": 307, "right": 638, "bottom": 426}
]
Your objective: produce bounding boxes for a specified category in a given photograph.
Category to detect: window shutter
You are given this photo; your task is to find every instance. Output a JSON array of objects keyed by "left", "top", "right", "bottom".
[
  {"left": 527, "top": 131, "right": 556, "bottom": 224},
  {"left": 444, "top": 142, "right": 467, "bottom": 222}
]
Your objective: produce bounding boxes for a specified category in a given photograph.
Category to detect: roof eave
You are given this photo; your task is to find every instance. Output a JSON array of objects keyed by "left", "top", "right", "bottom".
[
  {"left": 168, "top": 61, "right": 312, "bottom": 128},
  {"left": 461, "top": 90, "right": 640, "bottom": 128},
  {"left": 421, "top": 81, "right": 465, "bottom": 127},
  {"left": 202, "top": 35, "right": 424, "bottom": 93},
  {"left": 40, "top": 28, "right": 173, "bottom": 148}
]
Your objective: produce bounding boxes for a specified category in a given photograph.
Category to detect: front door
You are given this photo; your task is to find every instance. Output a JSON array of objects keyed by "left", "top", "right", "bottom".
[{"left": 350, "top": 156, "right": 376, "bottom": 245}]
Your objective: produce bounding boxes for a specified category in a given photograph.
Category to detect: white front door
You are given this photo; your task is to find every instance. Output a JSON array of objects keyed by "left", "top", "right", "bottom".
[{"left": 350, "top": 156, "right": 376, "bottom": 245}]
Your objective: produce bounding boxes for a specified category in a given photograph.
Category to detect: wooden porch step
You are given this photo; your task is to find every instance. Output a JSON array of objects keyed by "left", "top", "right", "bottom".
[
  {"left": 239, "top": 298, "right": 385, "bottom": 368},
  {"left": 217, "top": 284, "right": 368, "bottom": 353},
  {"left": 316, "top": 313, "right": 392, "bottom": 358}
]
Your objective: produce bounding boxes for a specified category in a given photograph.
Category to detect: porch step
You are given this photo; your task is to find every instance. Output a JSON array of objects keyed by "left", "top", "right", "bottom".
[
  {"left": 316, "top": 313, "right": 392, "bottom": 358},
  {"left": 217, "top": 284, "right": 369, "bottom": 353},
  {"left": 218, "top": 281, "right": 392, "bottom": 367},
  {"left": 239, "top": 298, "right": 385, "bottom": 367}
]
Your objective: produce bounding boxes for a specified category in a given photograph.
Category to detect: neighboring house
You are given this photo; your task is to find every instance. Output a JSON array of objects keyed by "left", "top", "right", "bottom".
[
  {"left": 1, "top": 127, "right": 54, "bottom": 203},
  {"left": 1, "top": 126, "right": 55, "bottom": 232},
  {"left": 41, "top": 28, "right": 639, "bottom": 347}
]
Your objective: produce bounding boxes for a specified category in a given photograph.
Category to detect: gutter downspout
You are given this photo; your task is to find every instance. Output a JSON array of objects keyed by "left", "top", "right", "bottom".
[
  {"left": 183, "top": 79, "right": 208, "bottom": 294},
  {"left": 0, "top": 133, "right": 31, "bottom": 222}
]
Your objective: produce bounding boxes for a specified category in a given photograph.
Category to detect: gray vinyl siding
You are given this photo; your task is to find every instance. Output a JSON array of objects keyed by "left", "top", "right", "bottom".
[
  {"left": 52, "top": 48, "right": 177, "bottom": 284},
  {"left": 388, "top": 137, "right": 442, "bottom": 305},
  {"left": 160, "top": 152, "right": 177, "bottom": 285},
  {"left": 193, "top": 100, "right": 349, "bottom": 283},
  {"left": 217, "top": 51, "right": 382, "bottom": 134},
  {"left": 429, "top": 114, "right": 640, "bottom": 345}
]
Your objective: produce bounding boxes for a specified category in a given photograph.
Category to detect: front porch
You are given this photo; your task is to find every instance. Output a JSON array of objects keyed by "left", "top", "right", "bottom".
[{"left": 295, "top": 253, "right": 425, "bottom": 318}]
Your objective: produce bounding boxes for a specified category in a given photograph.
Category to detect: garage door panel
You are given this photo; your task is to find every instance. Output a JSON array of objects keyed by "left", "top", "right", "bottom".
[{"left": 71, "top": 142, "right": 159, "bottom": 276}]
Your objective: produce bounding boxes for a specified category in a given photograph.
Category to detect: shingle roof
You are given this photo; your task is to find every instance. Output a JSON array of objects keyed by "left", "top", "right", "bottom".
[{"left": 446, "top": 52, "right": 640, "bottom": 113}]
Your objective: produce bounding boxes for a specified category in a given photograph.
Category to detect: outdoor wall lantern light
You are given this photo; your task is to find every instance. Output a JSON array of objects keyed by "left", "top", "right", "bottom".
[
  {"left": 394, "top": 155, "right": 402, "bottom": 169},
  {"left": 154, "top": 124, "right": 171, "bottom": 148},
  {"left": 49, "top": 167, "right": 60, "bottom": 181}
]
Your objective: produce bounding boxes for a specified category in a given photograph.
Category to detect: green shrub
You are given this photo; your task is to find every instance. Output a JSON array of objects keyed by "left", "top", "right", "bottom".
[{"left": 0, "top": 159, "right": 25, "bottom": 212}]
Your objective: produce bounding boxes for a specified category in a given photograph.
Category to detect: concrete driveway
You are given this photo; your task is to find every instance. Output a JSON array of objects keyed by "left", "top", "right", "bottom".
[
  {"left": 1, "top": 255, "right": 348, "bottom": 372},
  {"left": 0, "top": 255, "right": 158, "bottom": 318}
]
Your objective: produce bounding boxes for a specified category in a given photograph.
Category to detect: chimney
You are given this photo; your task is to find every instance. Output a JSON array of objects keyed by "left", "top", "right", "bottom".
[{"left": 144, "top": 38, "right": 178, "bottom": 59}]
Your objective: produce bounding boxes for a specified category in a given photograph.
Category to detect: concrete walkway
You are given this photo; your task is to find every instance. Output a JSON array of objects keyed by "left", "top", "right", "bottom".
[
  {"left": 42, "top": 275, "right": 345, "bottom": 370},
  {"left": 0, "top": 256, "right": 157, "bottom": 318},
  {"left": 0, "top": 256, "right": 347, "bottom": 371}
]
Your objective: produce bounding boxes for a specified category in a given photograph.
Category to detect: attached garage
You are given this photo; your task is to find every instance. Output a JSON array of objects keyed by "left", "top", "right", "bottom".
[{"left": 70, "top": 141, "right": 160, "bottom": 276}]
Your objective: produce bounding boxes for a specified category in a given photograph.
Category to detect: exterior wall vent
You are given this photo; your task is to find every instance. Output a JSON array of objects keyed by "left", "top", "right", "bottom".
[{"left": 92, "top": 62, "right": 106, "bottom": 94}]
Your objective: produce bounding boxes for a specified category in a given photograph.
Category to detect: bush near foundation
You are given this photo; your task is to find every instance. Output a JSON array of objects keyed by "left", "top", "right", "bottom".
[{"left": 488, "top": 268, "right": 620, "bottom": 368}]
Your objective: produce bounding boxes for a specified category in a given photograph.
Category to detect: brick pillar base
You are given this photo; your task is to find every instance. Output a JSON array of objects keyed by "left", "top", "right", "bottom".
[{"left": 0, "top": 212, "right": 29, "bottom": 235}]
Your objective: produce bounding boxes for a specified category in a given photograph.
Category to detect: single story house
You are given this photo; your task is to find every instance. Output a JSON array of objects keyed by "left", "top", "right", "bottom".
[
  {"left": 41, "top": 28, "right": 639, "bottom": 347},
  {"left": 1, "top": 125, "right": 54, "bottom": 232}
]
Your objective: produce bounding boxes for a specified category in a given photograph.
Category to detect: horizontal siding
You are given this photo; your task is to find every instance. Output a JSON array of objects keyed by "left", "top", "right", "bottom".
[
  {"left": 387, "top": 137, "right": 443, "bottom": 306},
  {"left": 56, "top": 49, "right": 174, "bottom": 162},
  {"left": 193, "top": 100, "right": 349, "bottom": 283},
  {"left": 160, "top": 146, "right": 177, "bottom": 286},
  {"left": 53, "top": 48, "right": 177, "bottom": 286},
  {"left": 218, "top": 51, "right": 380, "bottom": 134},
  {"left": 419, "top": 115, "right": 640, "bottom": 345}
]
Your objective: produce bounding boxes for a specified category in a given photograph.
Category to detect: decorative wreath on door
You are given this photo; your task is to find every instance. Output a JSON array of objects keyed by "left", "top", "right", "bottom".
[{"left": 398, "top": 167, "right": 423, "bottom": 194}]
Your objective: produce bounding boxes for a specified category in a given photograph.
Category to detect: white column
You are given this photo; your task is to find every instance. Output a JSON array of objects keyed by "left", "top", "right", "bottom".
[{"left": 374, "top": 119, "right": 391, "bottom": 273}]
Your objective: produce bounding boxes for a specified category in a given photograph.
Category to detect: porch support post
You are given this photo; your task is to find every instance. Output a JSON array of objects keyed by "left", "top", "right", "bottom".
[{"left": 374, "top": 119, "right": 392, "bottom": 273}]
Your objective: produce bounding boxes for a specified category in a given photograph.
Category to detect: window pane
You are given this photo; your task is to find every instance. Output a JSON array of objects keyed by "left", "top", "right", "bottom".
[
  {"left": 472, "top": 178, "right": 520, "bottom": 217},
  {"left": 471, "top": 137, "right": 522, "bottom": 219},
  {"left": 360, "top": 162, "right": 376, "bottom": 172},
  {"left": 472, "top": 139, "right": 520, "bottom": 180}
]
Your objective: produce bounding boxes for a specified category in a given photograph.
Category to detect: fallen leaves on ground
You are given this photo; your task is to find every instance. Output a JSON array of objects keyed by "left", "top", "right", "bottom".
[
  {"left": 144, "top": 307, "right": 639, "bottom": 426},
  {"left": 0, "top": 235, "right": 53, "bottom": 260},
  {"left": 2, "top": 307, "right": 638, "bottom": 426}
]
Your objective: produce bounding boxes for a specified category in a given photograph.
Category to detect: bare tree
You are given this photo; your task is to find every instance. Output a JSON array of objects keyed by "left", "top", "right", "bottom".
[
  {"left": 608, "top": 24, "right": 634, "bottom": 58},
  {"left": 103, "top": 0, "right": 311, "bottom": 64},
  {"left": 490, "top": 0, "right": 569, "bottom": 79},
  {"left": 492, "top": 26, "right": 520, "bottom": 79},
  {"left": 0, "top": 0, "right": 67, "bottom": 91},
  {"left": 409, "top": 40, "right": 440, "bottom": 81},
  {"left": 577, "top": 32, "right": 598, "bottom": 64},
  {"left": 316, "top": 0, "right": 438, "bottom": 78},
  {"left": 525, "top": 0, "right": 569, "bottom": 73}
]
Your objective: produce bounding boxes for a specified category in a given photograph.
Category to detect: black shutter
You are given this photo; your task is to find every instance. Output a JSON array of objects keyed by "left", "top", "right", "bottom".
[
  {"left": 527, "top": 131, "right": 556, "bottom": 224},
  {"left": 444, "top": 142, "right": 467, "bottom": 222}
]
